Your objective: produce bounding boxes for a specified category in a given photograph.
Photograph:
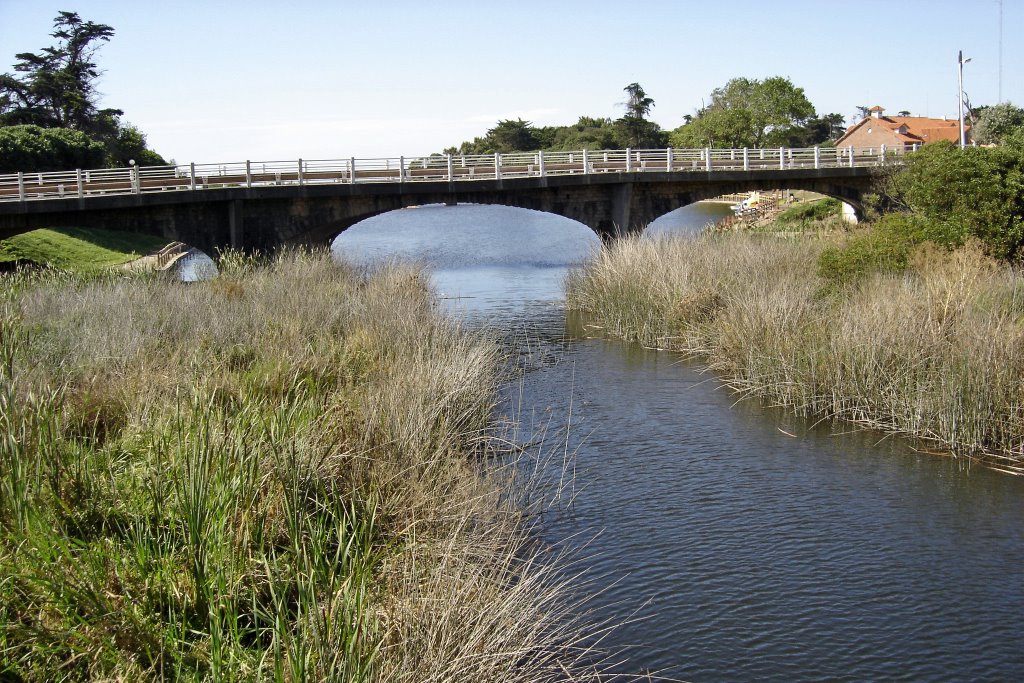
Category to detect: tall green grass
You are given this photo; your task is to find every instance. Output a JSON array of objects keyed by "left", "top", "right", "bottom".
[
  {"left": 1, "top": 251, "right": 609, "bottom": 681},
  {"left": 0, "top": 227, "right": 171, "bottom": 270},
  {"left": 567, "top": 234, "right": 1024, "bottom": 473}
]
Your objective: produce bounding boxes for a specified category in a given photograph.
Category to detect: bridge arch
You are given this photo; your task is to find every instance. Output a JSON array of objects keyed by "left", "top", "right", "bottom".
[
  {"left": 330, "top": 203, "right": 599, "bottom": 266},
  {"left": 637, "top": 178, "right": 869, "bottom": 229}
]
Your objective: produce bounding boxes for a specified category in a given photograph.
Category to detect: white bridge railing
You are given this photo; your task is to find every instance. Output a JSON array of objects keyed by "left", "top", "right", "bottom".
[{"left": 0, "top": 145, "right": 912, "bottom": 204}]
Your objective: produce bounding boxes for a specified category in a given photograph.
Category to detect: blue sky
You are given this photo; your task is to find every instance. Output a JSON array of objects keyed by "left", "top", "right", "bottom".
[{"left": 1, "top": 0, "right": 1020, "bottom": 163}]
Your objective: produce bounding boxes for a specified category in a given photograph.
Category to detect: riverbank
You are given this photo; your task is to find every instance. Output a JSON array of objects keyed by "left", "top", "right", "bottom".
[
  {"left": 707, "top": 195, "right": 844, "bottom": 235},
  {"left": 0, "top": 251, "right": 603, "bottom": 680},
  {"left": 0, "top": 226, "right": 173, "bottom": 271},
  {"left": 566, "top": 233, "right": 1024, "bottom": 473}
]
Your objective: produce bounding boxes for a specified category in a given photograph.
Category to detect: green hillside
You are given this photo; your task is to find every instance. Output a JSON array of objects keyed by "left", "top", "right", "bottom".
[{"left": 0, "top": 227, "right": 171, "bottom": 270}]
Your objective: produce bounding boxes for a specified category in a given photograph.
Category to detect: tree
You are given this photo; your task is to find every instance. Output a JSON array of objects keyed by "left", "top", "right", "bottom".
[
  {"left": 771, "top": 112, "right": 846, "bottom": 147},
  {"left": 669, "top": 77, "right": 816, "bottom": 148},
  {"left": 887, "top": 141, "right": 1024, "bottom": 258},
  {"left": 0, "top": 12, "right": 117, "bottom": 132},
  {"left": 0, "top": 124, "right": 106, "bottom": 172},
  {"left": 0, "top": 12, "right": 165, "bottom": 168},
  {"left": 616, "top": 82, "right": 666, "bottom": 149},
  {"left": 486, "top": 118, "right": 540, "bottom": 153},
  {"left": 107, "top": 122, "right": 166, "bottom": 166},
  {"left": 622, "top": 82, "right": 654, "bottom": 120},
  {"left": 546, "top": 116, "right": 619, "bottom": 151},
  {"left": 971, "top": 102, "right": 1024, "bottom": 145}
]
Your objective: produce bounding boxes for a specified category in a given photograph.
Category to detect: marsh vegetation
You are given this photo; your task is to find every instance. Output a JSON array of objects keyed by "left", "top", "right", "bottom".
[
  {"left": 0, "top": 251, "right": 606, "bottom": 681},
  {"left": 567, "top": 234, "right": 1024, "bottom": 472}
]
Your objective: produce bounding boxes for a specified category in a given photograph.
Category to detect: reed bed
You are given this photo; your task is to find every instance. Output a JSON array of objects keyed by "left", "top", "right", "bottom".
[
  {"left": 567, "top": 234, "right": 1024, "bottom": 473},
  {"left": 0, "top": 251, "right": 612, "bottom": 681}
]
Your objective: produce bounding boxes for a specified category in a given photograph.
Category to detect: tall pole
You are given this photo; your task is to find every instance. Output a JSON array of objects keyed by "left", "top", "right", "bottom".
[
  {"left": 999, "top": 0, "right": 1003, "bottom": 103},
  {"left": 958, "top": 50, "right": 967, "bottom": 149}
]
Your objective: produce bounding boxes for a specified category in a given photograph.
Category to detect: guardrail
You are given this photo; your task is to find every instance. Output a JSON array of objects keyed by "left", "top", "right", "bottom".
[{"left": 0, "top": 144, "right": 913, "bottom": 204}]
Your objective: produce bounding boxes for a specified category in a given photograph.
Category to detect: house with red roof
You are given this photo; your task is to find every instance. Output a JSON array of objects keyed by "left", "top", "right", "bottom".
[{"left": 835, "top": 106, "right": 966, "bottom": 149}]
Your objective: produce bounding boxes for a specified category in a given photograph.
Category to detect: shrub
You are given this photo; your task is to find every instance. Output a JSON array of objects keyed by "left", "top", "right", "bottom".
[
  {"left": 817, "top": 213, "right": 927, "bottom": 285},
  {"left": 972, "top": 102, "right": 1024, "bottom": 145},
  {"left": 0, "top": 125, "right": 107, "bottom": 173},
  {"left": 889, "top": 141, "right": 1024, "bottom": 259},
  {"left": 777, "top": 197, "right": 841, "bottom": 223}
]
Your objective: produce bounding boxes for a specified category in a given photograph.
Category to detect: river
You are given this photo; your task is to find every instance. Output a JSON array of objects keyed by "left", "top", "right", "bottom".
[{"left": 332, "top": 202, "right": 1024, "bottom": 681}]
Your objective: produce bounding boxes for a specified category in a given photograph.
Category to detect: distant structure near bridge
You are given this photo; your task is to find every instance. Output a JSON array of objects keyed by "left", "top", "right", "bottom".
[
  {"left": 0, "top": 145, "right": 907, "bottom": 251},
  {"left": 836, "top": 106, "right": 966, "bottom": 149}
]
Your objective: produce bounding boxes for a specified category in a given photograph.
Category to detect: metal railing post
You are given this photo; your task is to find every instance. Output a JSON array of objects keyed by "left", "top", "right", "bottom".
[
  {"left": 76, "top": 169, "right": 83, "bottom": 198},
  {"left": 494, "top": 152, "right": 501, "bottom": 180},
  {"left": 848, "top": 146, "right": 855, "bottom": 168},
  {"left": 743, "top": 148, "right": 749, "bottom": 171},
  {"left": 446, "top": 154, "right": 453, "bottom": 181},
  {"left": 298, "top": 159, "right": 304, "bottom": 185},
  {"left": 705, "top": 148, "right": 711, "bottom": 172},
  {"left": 538, "top": 150, "right": 545, "bottom": 177},
  {"left": 880, "top": 144, "right": 886, "bottom": 165},
  {"left": 399, "top": 156, "right": 405, "bottom": 183},
  {"left": 814, "top": 146, "right": 821, "bottom": 169},
  {"left": 779, "top": 148, "right": 785, "bottom": 170},
  {"left": 17, "top": 172, "right": 24, "bottom": 201},
  {"left": 245, "top": 160, "right": 252, "bottom": 188},
  {"left": 350, "top": 157, "right": 356, "bottom": 183},
  {"left": 583, "top": 148, "right": 589, "bottom": 174},
  {"left": 626, "top": 148, "right": 632, "bottom": 173},
  {"left": 189, "top": 163, "right": 196, "bottom": 191},
  {"left": 666, "top": 147, "right": 673, "bottom": 172}
]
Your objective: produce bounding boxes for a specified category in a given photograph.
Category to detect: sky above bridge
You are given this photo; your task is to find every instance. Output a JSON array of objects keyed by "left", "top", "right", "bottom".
[{"left": 1, "top": 0, "right": 1021, "bottom": 165}]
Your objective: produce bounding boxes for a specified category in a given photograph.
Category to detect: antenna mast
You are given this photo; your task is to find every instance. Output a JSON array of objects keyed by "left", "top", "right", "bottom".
[{"left": 999, "top": 0, "right": 1004, "bottom": 102}]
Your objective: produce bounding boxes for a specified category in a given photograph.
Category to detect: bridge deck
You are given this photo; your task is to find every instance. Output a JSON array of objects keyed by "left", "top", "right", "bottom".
[{"left": 0, "top": 145, "right": 907, "bottom": 205}]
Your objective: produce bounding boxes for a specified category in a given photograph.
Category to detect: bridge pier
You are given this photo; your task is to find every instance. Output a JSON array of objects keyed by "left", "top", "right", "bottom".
[
  {"left": 228, "top": 200, "right": 244, "bottom": 249},
  {"left": 610, "top": 183, "right": 633, "bottom": 238}
]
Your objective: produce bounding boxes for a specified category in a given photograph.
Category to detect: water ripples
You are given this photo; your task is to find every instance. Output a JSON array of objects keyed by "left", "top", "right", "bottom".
[{"left": 332, "top": 203, "right": 1024, "bottom": 681}]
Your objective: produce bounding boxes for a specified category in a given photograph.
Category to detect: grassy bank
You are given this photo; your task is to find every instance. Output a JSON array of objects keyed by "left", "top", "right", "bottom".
[
  {"left": 1, "top": 252, "right": 604, "bottom": 681},
  {"left": 567, "top": 234, "right": 1024, "bottom": 473},
  {"left": 0, "top": 227, "right": 171, "bottom": 270}
]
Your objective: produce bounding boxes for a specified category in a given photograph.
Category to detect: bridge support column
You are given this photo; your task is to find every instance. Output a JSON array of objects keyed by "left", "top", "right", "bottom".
[
  {"left": 611, "top": 183, "right": 633, "bottom": 237},
  {"left": 228, "top": 199, "right": 244, "bottom": 249}
]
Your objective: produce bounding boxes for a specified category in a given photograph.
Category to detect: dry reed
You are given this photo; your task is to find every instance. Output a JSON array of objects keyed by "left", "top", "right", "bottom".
[{"left": 567, "top": 234, "right": 1024, "bottom": 472}]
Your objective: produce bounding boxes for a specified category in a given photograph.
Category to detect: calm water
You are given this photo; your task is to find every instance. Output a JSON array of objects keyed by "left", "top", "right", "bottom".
[{"left": 332, "top": 203, "right": 1024, "bottom": 681}]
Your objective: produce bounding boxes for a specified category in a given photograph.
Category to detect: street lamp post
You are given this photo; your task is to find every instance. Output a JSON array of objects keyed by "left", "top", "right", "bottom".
[{"left": 958, "top": 50, "right": 971, "bottom": 148}]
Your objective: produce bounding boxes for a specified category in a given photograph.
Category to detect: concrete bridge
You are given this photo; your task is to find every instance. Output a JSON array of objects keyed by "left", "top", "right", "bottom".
[{"left": 0, "top": 146, "right": 902, "bottom": 252}]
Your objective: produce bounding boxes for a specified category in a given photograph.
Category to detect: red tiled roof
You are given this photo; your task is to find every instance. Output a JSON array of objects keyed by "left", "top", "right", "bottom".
[{"left": 835, "top": 114, "right": 967, "bottom": 146}]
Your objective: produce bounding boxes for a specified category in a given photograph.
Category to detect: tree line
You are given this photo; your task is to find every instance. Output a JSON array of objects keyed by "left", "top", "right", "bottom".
[
  {"left": 444, "top": 78, "right": 847, "bottom": 155},
  {"left": 0, "top": 11, "right": 165, "bottom": 173},
  {"left": 445, "top": 78, "right": 1024, "bottom": 158}
]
